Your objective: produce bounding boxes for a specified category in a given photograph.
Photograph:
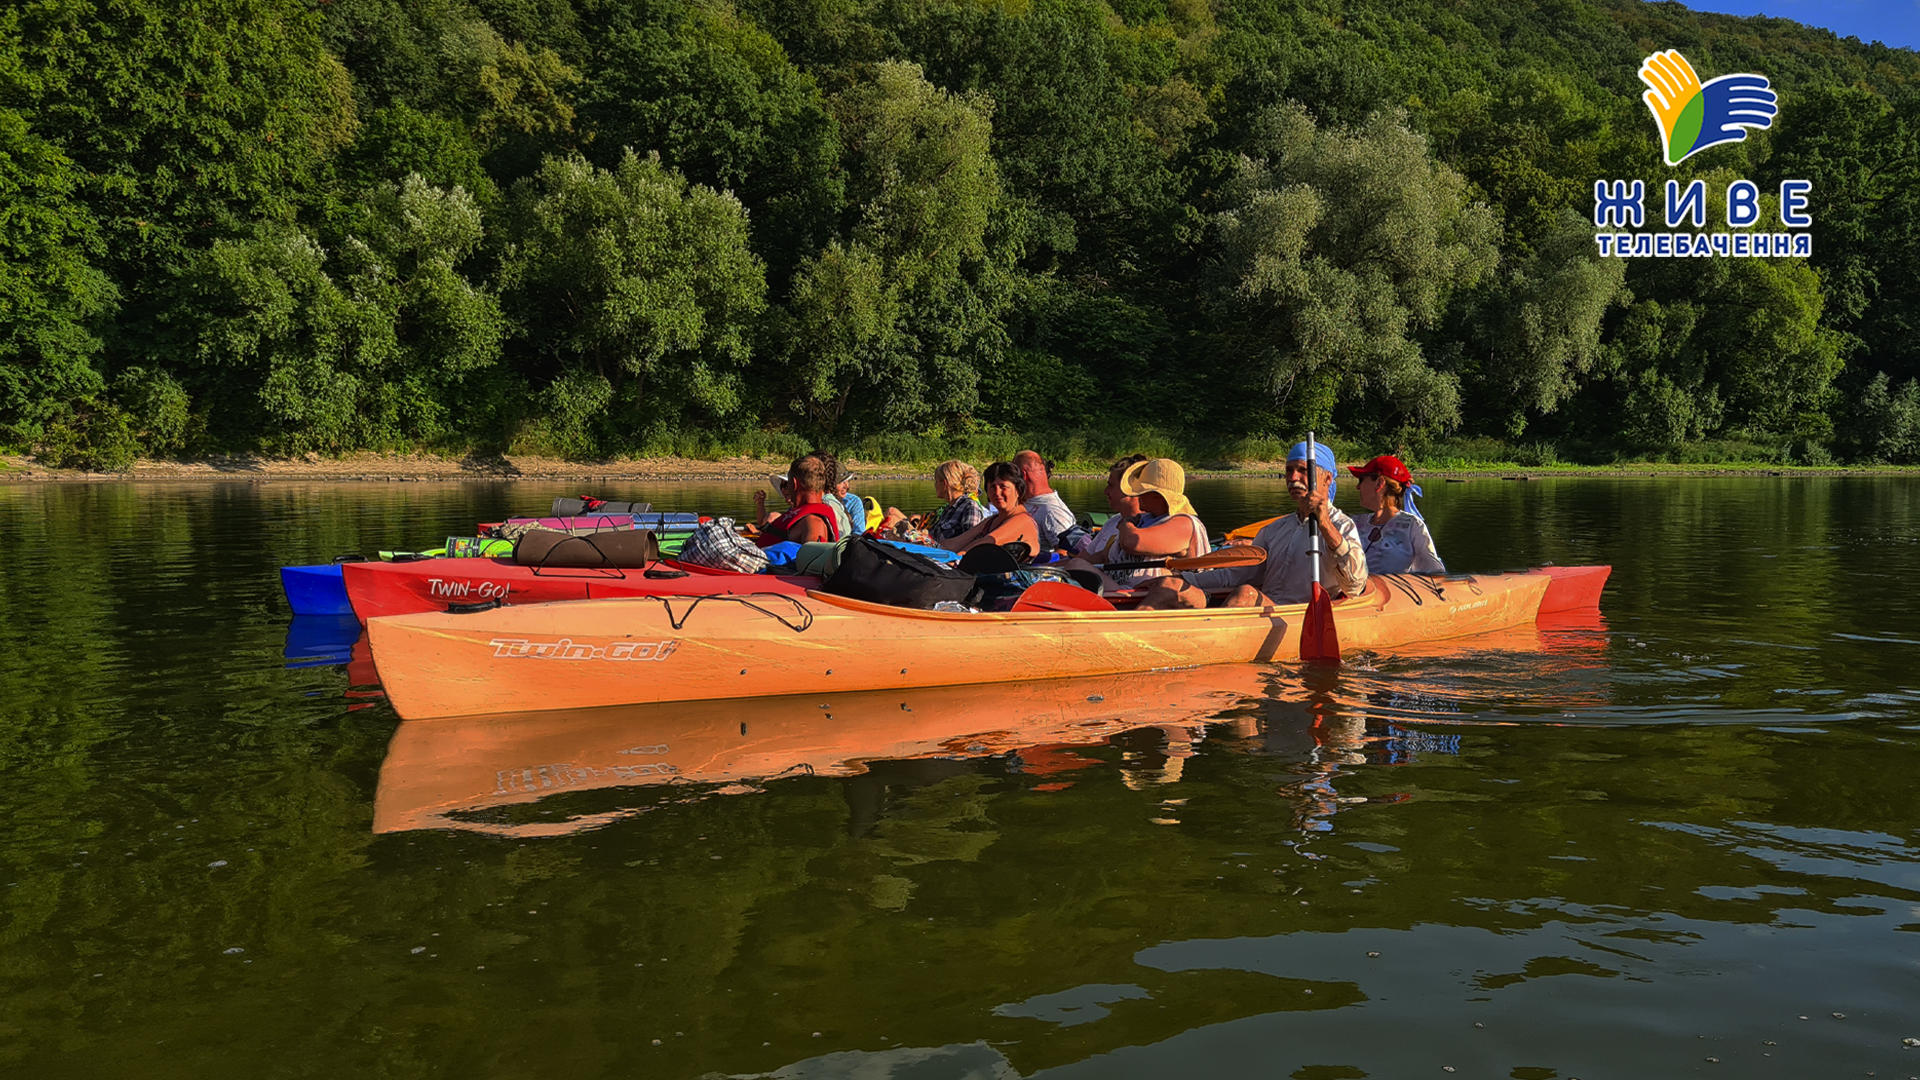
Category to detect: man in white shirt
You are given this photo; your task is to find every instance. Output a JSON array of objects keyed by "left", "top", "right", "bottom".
[
  {"left": 1138, "top": 441, "right": 1366, "bottom": 608},
  {"left": 1014, "top": 449, "right": 1075, "bottom": 552}
]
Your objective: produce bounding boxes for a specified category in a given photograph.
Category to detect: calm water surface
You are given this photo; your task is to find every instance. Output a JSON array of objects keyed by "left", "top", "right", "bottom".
[{"left": 2, "top": 476, "right": 1917, "bottom": 1078}]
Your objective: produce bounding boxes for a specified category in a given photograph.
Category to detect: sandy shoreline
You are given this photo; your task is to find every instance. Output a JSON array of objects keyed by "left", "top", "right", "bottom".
[{"left": 0, "top": 451, "right": 1906, "bottom": 483}]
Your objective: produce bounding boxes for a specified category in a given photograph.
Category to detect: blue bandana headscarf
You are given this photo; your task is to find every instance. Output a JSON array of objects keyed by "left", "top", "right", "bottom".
[
  {"left": 1286, "top": 441, "right": 1339, "bottom": 498},
  {"left": 1403, "top": 482, "right": 1426, "bottom": 518}
]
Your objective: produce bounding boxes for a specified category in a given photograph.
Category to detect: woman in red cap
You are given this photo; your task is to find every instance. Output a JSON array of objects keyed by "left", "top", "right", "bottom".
[{"left": 1347, "top": 455, "right": 1445, "bottom": 574}]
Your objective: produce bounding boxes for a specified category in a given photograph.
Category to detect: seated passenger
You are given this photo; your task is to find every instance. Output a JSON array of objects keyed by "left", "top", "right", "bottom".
[
  {"left": 752, "top": 453, "right": 841, "bottom": 546},
  {"left": 938, "top": 461, "right": 1041, "bottom": 554},
  {"left": 1117, "top": 458, "right": 1208, "bottom": 564},
  {"left": 1014, "top": 450, "right": 1074, "bottom": 552},
  {"left": 1348, "top": 454, "right": 1445, "bottom": 574},
  {"left": 1074, "top": 458, "right": 1207, "bottom": 590},
  {"left": 881, "top": 459, "right": 985, "bottom": 543},
  {"left": 1137, "top": 441, "right": 1365, "bottom": 608},
  {"left": 806, "top": 447, "right": 856, "bottom": 540},
  {"left": 833, "top": 468, "right": 869, "bottom": 537},
  {"left": 1058, "top": 454, "right": 1144, "bottom": 583},
  {"left": 1075, "top": 455, "right": 1150, "bottom": 561}
]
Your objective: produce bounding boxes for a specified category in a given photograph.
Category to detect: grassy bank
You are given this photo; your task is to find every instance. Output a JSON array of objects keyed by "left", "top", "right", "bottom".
[
  {"left": 7, "top": 430, "right": 1918, "bottom": 482},
  {"left": 522, "top": 426, "right": 1869, "bottom": 473}
]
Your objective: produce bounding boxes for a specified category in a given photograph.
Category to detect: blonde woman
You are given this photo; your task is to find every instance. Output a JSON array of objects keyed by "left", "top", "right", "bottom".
[{"left": 882, "top": 459, "right": 985, "bottom": 543}]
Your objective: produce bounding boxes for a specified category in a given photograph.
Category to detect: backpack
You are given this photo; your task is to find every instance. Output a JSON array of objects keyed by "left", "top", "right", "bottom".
[
  {"left": 676, "top": 518, "right": 770, "bottom": 574},
  {"left": 822, "top": 537, "right": 980, "bottom": 609}
]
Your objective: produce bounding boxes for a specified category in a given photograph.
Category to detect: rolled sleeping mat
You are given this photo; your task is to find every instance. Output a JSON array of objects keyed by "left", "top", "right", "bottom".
[
  {"left": 513, "top": 528, "right": 661, "bottom": 569},
  {"left": 551, "top": 497, "right": 653, "bottom": 517}
]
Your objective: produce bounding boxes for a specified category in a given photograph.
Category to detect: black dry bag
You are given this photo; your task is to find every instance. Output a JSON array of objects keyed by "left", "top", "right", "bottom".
[{"left": 822, "top": 538, "right": 979, "bottom": 609}]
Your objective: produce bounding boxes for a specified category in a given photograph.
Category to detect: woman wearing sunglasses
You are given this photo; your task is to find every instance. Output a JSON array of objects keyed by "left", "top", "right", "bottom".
[{"left": 1347, "top": 455, "right": 1445, "bottom": 574}]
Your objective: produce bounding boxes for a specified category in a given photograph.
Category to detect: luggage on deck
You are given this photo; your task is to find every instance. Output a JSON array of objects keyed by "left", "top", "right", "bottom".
[
  {"left": 513, "top": 528, "right": 660, "bottom": 569},
  {"left": 676, "top": 518, "right": 770, "bottom": 574},
  {"left": 822, "top": 538, "right": 980, "bottom": 610}
]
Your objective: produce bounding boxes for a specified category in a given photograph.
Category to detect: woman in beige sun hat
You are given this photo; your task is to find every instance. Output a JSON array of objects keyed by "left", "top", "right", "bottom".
[{"left": 1069, "top": 457, "right": 1210, "bottom": 589}]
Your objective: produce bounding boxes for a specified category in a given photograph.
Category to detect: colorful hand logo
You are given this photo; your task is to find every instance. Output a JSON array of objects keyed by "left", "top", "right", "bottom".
[{"left": 1639, "top": 50, "right": 1778, "bottom": 165}]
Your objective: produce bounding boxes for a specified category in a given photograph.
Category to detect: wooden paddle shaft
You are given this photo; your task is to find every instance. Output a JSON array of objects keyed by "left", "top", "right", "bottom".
[{"left": 1102, "top": 548, "right": 1266, "bottom": 572}]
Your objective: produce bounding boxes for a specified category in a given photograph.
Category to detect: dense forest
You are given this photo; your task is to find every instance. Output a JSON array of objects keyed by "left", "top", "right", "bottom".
[{"left": 4, "top": 0, "right": 1918, "bottom": 469}]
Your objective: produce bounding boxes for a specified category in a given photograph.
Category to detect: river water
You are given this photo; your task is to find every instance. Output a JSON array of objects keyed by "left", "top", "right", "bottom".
[{"left": 1, "top": 476, "right": 1916, "bottom": 1078}]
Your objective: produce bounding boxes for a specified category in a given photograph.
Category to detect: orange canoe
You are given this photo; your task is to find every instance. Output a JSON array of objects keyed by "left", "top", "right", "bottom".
[{"left": 368, "top": 569, "right": 1566, "bottom": 720}]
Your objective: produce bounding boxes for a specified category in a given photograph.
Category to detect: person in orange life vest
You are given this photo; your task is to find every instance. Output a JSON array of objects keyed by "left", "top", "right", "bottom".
[{"left": 752, "top": 453, "right": 841, "bottom": 547}]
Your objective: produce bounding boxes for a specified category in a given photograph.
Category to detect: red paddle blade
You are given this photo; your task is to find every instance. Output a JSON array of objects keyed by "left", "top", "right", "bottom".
[
  {"left": 1011, "top": 581, "right": 1116, "bottom": 613},
  {"left": 1301, "top": 581, "right": 1341, "bottom": 663}
]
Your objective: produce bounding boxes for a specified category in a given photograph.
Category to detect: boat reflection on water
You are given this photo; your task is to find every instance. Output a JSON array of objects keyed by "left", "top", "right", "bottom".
[
  {"left": 282, "top": 615, "right": 363, "bottom": 669},
  {"left": 371, "top": 610, "right": 1613, "bottom": 839},
  {"left": 284, "top": 616, "right": 384, "bottom": 709},
  {"left": 1229, "top": 609, "right": 1614, "bottom": 835},
  {"left": 372, "top": 662, "right": 1281, "bottom": 837}
]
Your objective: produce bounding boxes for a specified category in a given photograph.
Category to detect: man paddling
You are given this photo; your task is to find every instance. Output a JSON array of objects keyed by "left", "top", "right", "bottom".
[{"left": 1137, "top": 441, "right": 1366, "bottom": 608}]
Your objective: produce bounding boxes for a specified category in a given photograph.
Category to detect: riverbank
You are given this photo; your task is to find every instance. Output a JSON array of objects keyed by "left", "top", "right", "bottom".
[{"left": 2, "top": 451, "right": 1912, "bottom": 482}]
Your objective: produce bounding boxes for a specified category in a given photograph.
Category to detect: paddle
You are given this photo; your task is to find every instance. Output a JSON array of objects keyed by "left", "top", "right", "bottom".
[
  {"left": 1010, "top": 580, "right": 1117, "bottom": 613},
  {"left": 1101, "top": 546, "right": 1268, "bottom": 573},
  {"left": 1300, "top": 430, "right": 1342, "bottom": 665},
  {"left": 1225, "top": 515, "right": 1278, "bottom": 542}
]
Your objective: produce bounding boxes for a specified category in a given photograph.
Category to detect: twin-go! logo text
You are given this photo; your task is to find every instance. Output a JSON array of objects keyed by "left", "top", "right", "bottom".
[{"left": 1592, "top": 49, "right": 1810, "bottom": 260}]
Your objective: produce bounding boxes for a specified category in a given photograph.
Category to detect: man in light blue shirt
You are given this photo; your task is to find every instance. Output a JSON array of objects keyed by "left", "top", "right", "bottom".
[{"left": 1014, "top": 450, "right": 1075, "bottom": 552}]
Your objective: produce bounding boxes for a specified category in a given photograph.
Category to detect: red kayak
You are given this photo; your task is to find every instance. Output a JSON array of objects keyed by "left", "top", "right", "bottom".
[
  {"left": 1536, "top": 564, "right": 1610, "bottom": 614},
  {"left": 340, "top": 557, "right": 814, "bottom": 622}
]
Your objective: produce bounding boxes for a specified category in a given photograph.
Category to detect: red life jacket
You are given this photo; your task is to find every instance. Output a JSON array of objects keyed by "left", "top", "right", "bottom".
[{"left": 755, "top": 501, "right": 840, "bottom": 547}]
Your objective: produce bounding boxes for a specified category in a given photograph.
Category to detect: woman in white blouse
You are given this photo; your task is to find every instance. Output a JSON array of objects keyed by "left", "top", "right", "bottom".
[{"left": 1347, "top": 455, "right": 1445, "bottom": 574}]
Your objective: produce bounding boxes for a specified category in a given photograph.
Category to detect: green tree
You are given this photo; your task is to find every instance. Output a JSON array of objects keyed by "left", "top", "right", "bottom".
[
  {"left": 338, "top": 175, "right": 506, "bottom": 441},
  {"left": 1591, "top": 254, "right": 1841, "bottom": 452},
  {"left": 178, "top": 177, "right": 502, "bottom": 451},
  {"left": 571, "top": 0, "right": 842, "bottom": 288},
  {"left": 1764, "top": 83, "right": 1920, "bottom": 390},
  {"left": 1209, "top": 103, "right": 1499, "bottom": 437},
  {"left": 18, "top": 0, "right": 359, "bottom": 270},
  {"left": 891, "top": 0, "right": 1208, "bottom": 275},
  {"left": 0, "top": 106, "right": 117, "bottom": 449},
  {"left": 775, "top": 61, "right": 1019, "bottom": 435},
  {"left": 181, "top": 222, "right": 393, "bottom": 452},
  {"left": 1458, "top": 210, "right": 1627, "bottom": 436},
  {"left": 1594, "top": 297, "right": 1720, "bottom": 452},
  {"left": 497, "top": 149, "right": 767, "bottom": 442},
  {"left": 1844, "top": 372, "right": 1920, "bottom": 464},
  {"left": 1691, "top": 257, "right": 1843, "bottom": 441},
  {"left": 339, "top": 104, "right": 499, "bottom": 212},
  {"left": 985, "top": 279, "right": 1179, "bottom": 430},
  {"left": 322, "top": 0, "right": 575, "bottom": 143}
]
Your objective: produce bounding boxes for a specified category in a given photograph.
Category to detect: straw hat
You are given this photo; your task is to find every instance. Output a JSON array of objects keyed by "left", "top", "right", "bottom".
[{"left": 1119, "top": 458, "right": 1196, "bottom": 519}]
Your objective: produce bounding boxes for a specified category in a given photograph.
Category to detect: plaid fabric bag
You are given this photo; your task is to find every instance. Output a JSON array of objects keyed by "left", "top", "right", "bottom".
[{"left": 676, "top": 517, "right": 769, "bottom": 574}]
